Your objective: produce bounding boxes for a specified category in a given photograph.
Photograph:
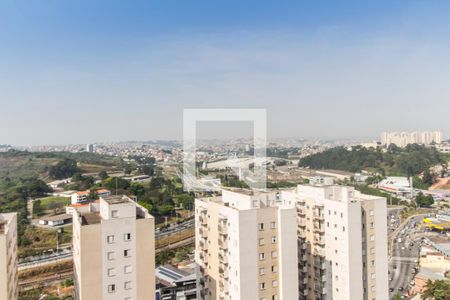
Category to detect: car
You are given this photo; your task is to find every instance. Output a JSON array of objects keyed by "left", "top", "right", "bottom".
[
  {"left": 389, "top": 288, "right": 394, "bottom": 292},
  {"left": 398, "top": 287, "right": 404, "bottom": 291},
  {"left": 393, "top": 265, "right": 397, "bottom": 269}
]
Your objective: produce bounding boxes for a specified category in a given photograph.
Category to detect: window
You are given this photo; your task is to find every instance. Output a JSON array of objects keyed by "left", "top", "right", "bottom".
[
  {"left": 340, "top": 212, "right": 343, "bottom": 218},
  {"left": 370, "top": 222, "right": 374, "bottom": 228},
  {"left": 111, "top": 210, "right": 118, "bottom": 218},
  {"left": 271, "top": 251, "right": 277, "bottom": 258},
  {"left": 342, "top": 226, "right": 345, "bottom": 232},
  {"left": 124, "top": 249, "right": 131, "bottom": 257},
  {"left": 124, "top": 265, "right": 132, "bottom": 274},
  {"left": 124, "top": 233, "right": 132, "bottom": 241},
  {"left": 259, "top": 268, "right": 265, "bottom": 275},
  {"left": 107, "top": 284, "right": 115, "bottom": 293},
  {"left": 259, "top": 238, "right": 265, "bottom": 246},
  {"left": 107, "top": 251, "right": 115, "bottom": 261},
  {"left": 272, "top": 280, "right": 278, "bottom": 287},
  {"left": 271, "top": 236, "right": 277, "bottom": 244},
  {"left": 107, "top": 268, "right": 115, "bottom": 277},
  {"left": 259, "top": 253, "right": 265, "bottom": 260},
  {"left": 107, "top": 235, "right": 115, "bottom": 244},
  {"left": 259, "top": 282, "right": 266, "bottom": 290},
  {"left": 371, "top": 273, "right": 376, "bottom": 279},
  {"left": 371, "top": 260, "right": 375, "bottom": 266},
  {"left": 370, "top": 235, "right": 375, "bottom": 241},
  {"left": 124, "top": 281, "right": 132, "bottom": 290},
  {"left": 270, "top": 222, "right": 276, "bottom": 229},
  {"left": 369, "top": 210, "right": 374, "bottom": 216},
  {"left": 258, "top": 223, "right": 264, "bottom": 231},
  {"left": 271, "top": 265, "right": 278, "bottom": 273}
]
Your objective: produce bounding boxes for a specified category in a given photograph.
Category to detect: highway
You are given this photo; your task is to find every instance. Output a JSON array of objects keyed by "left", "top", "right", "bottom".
[{"left": 388, "top": 215, "right": 424, "bottom": 299}]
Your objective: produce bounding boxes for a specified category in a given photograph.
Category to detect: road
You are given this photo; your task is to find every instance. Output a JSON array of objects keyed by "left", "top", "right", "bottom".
[{"left": 388, "top": 215, "right": 424, "bottom": 298}]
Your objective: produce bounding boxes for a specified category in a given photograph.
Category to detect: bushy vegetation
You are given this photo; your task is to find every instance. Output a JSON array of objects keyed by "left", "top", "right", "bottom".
[
  {"left": 299, "top": 144, "right": 445, "bottom": 176},
  {"left": 0, "top": 176, "right": 52, "bottom": 245},
  {"left": 49, "top": 159, "right": 80, "bottom": 179},
  {"left": 421, "top": 279, "right": 450, "bottom": 300}
]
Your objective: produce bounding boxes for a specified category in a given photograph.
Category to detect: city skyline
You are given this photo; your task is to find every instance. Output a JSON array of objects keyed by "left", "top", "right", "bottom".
[{"left": 1, "top": 1, "right": 450, "bottom": 145}]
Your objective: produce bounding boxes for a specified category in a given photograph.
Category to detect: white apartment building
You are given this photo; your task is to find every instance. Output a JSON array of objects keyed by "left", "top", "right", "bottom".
[
  {"left": 0, "top": 213, "right": 18, "bottom": 300},
  {"left": 381, "top": 131, "right": 443, "bottom": 147},
  {"left": 281, "top": 185, "right": 388, "bottom": 300},
  {"left": 195, "top": 189, "right": 298, "bottom": 300},
  {"left": 72, "top": 195, "right": 155, "bottom": 300}
]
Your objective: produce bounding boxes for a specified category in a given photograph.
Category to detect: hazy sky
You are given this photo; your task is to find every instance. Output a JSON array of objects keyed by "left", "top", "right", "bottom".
[{"left": 1, "top": 0, "right": 449, "bottom": 146}]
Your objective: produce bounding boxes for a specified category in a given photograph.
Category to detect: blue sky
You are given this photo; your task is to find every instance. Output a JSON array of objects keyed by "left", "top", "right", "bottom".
[{"left": 1, "top": 0, "right": 449, "bottom": 145}]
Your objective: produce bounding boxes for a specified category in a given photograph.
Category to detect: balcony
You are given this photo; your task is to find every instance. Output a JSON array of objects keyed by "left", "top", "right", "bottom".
[
  {"left": 298, "top": 220, "right": 307, "bottom": 228},
  {"left": 297, "top": 209, "right": 306, "bottom": 217},
  {"left": 218, "top": 223, "right": 228, "bottom": 236},
  {"left": 297, "top": 229, "right": 307, "bottom": 238},
  {"left": 199, "top": 227, "right": 208, "bottom": 238},
  {"left": 219, "top": 252, "right": 229, "bottom": 264},
  {"left": 219, "top": 266, "right": 229, "bottom": 279},
  {"left": 313, "top": 236, "right": 325, "bottom": 246},
  {"left": 313, "top": 246, "right": 325, "bottom": 257},
  {"left": 218, "top": 238, "right": 228, "bottom": 249}
]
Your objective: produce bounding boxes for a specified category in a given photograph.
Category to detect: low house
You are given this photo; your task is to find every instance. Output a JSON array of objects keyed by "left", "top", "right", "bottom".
[{"left": 38, "top": 214, "right": 72, "bottom": 227}]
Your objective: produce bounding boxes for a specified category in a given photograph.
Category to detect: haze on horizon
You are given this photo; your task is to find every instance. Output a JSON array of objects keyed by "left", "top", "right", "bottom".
[{"left": 1, "top": 0, "right": 450, "bottom": 146}]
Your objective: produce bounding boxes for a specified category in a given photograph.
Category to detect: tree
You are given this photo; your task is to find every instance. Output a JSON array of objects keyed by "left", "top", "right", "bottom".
[
  {"left": 393, "top": 294, "right": 402, "bottom": 300},
  {"left": 49, "top": 159, "right": 80, "bottom": 179},
  {"left": 157, "top": 204, "right": 175, "bottom": 216},
  {"left": 422, "top": 170, "right": 435, "bottom": 186},
  {"left": 421, "top": 279, "right": 450, "bottom": 300},
  {"left": 98, "top": 170, "right": 108, "bottom": 180},
  {"left": 415, "top": 192, "right": 434, "bottom": 208},
  {"left": 124, "top": 165, "right": 133, "bottom": 175},
  {"left": 141, "top": 165, "right": 154, "bottom": 176},
  {"left": 176, "top": 194, "right": 194, "bottom": 210}
]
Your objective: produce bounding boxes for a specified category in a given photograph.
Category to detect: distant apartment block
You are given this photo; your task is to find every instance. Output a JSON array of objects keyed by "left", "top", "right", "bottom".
[
  {"left": 381, "top": 131, "right": 443, "bottom": 147},
  {"left": 281, "top": 185, "right": 388, "bottom": 300},
  {"left": 195, "top": 189, "right": 298, "bottom": 300},
  {"left": 0, "top": 213, "right": 18, "bottom": 300},
  {"left": 86, "top": 143, "right": 94, "bottom": 153},
  {"left": 72, "top": 195, "right": 155, "bottom": 300}
]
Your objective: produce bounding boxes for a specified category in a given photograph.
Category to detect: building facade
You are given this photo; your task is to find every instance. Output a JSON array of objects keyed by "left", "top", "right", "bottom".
[
  {"left": 381, "top": 131, "right": 443, "bottom": 147},
  {"left": 0, "top": 213, "right": 18, "bottom": 300},
  {"left": 195, "top": 189, "right": 298, "bottom": 300},
  {"left": 281, "top": 185, "right": 388, "bottom": 300},
  {"left": 72, "top": 195, "right": 155, "bottom": 300}
]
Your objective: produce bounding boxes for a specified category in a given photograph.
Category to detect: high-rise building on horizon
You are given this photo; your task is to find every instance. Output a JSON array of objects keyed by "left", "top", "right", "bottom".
[
  {"left": 72, "top": 195, "right": 155, "bottom": 300},
  {"left": 281, "top": 185, "right": 389, "bottom": 300},
  {"left": 195, "top": 189, "right": 299, "bottom": 300},
  {"left": 380, "top": 131, "right": 443, "bottom": 147},
  {"left": 0, "top": 213, "right": 18, "bottom": 300}
]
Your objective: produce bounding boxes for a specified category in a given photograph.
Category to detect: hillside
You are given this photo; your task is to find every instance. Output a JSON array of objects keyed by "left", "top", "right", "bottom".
[
  {"left": 0, "top": 150, "right": 123, "bottom": 180},
  {"left": 299, "top": 144, "right": 446, "bottom": 176}
]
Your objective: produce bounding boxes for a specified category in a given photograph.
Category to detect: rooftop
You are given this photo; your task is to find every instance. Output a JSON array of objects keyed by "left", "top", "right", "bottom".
[
  {"left": 102, "top": 195, "right": 132, "bottom": 205},
  {"left": 80, "top": 212, "right": 102, "bottom": 225}
]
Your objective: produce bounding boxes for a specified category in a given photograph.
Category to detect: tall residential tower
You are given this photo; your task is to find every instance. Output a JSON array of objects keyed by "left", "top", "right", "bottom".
[
  {"left": 72, "top": 195, "right": 155, "bottom": 300},
  {"left": 195, "top": 189, "right": 298, "bottom": 300},
  {"left": 0, "top": 213, "right": 18, "bottom": 300},
  {"left": 282, "top": 185, "right": 388, "bottom": 300}
]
